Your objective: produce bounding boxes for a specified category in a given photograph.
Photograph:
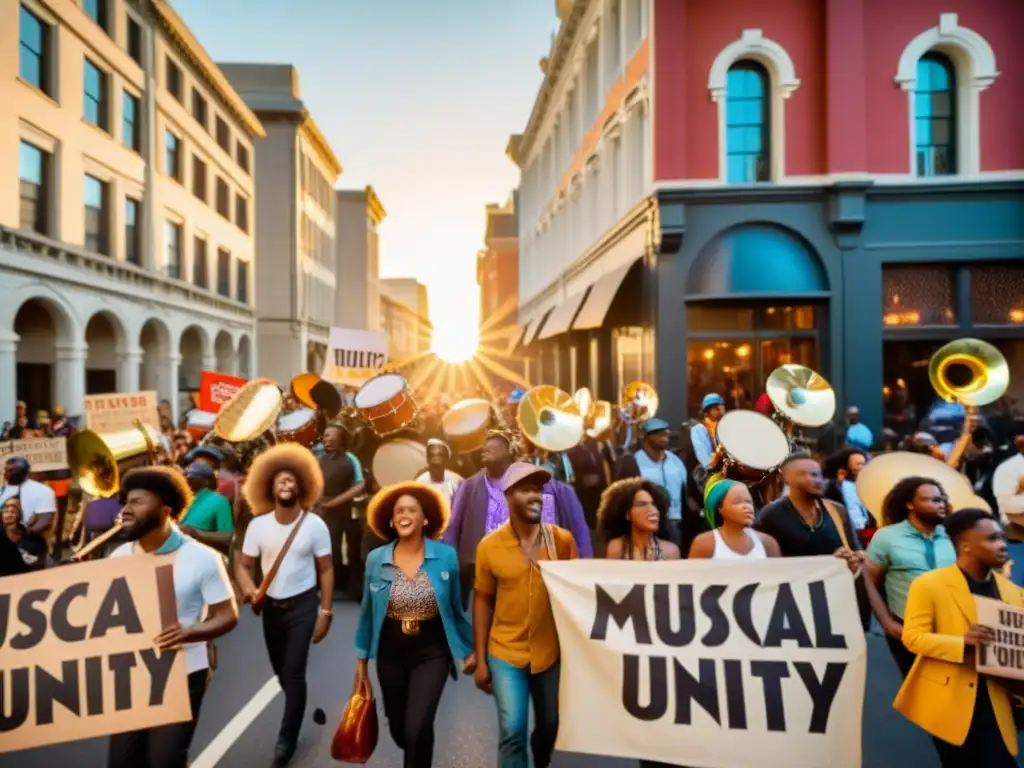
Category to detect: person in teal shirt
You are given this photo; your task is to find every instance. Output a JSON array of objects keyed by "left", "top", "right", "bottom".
[{"left": 180, "top": 462, "right": 234, "bottom": 554}]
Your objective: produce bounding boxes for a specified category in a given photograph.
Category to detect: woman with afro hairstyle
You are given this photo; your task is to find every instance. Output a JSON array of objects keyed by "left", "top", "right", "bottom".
[
  {"left": 599, "top": 478, "right": 681, "bottom": 561},
  {"left": 354, "top": 481, "right": 474, "bottom": 768}
]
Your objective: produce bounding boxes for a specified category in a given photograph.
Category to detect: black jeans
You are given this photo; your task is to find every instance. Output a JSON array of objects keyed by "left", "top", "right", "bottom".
[
  {"left": 931, "top": 681, "right": 1017, "bottom": 767},
  {"left": 459, "top": 562, "right": 474, "bottom": 610},
  {"left": 884, "top": 616, "right": 916, "bottom": 679},
  {"left": 376, "top": 618, "right": 451, "bottom": 767},
  {"left": 324, "top": 507, "right": 364, "bottom": 599},
  {"left": 261, "top": 587, "right": 319, "bottom": 747},
  {"left": 107, "top": 670, "right": 207, "bottom": 768}
]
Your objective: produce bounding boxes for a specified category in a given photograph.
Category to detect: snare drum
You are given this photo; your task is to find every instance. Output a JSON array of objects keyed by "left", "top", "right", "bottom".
[
  {"left": 442, "top": 399, "right": 493, "bottom": 454},
  {"left": 355, "top": 373, "right": 418, "bottom": 437},
  {"left": 276, "top": 408, "right": 319, "bottom": 447},
  {"left": 185, "top": 410, "right": 216, "bottom": 443},
  {"left": 716, "top": 410, "right": 790, "bottom": 484},
  {"left": 372, "top": 438, "right": 428, "bottom": 488}
]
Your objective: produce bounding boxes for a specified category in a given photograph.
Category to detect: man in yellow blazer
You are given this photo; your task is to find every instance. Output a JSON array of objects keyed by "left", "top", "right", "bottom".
[{"left": 894, "top": 507, "right": 1022, "bottom": 766}]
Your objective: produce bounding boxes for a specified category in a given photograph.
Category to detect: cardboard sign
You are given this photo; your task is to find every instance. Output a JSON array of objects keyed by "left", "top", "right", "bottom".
[
  {"left": 322, "top": 327, "right": 389, "bottom": 387},
  {"left": 83, "top": 391, "right": 160, "bottom": 434},
  {"left": 0, "top": 555, "right": 190, "bottom": 753},
  {"left": 199, "top": 371, "right": 247, "bottom": 413},
  {"left": 540, "top": 557, "right": 866, "bottom": 767},
  {"left": 0, "top": 437, "right": 68, "bottom": 472},
  {"left": 976, "top": 596, "right": 1024, "bottom": 681}
]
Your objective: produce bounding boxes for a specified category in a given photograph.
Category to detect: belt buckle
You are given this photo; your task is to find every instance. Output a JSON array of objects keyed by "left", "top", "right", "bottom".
[{"left": 401, "top": 619, "right": 421, "bottom": 636}]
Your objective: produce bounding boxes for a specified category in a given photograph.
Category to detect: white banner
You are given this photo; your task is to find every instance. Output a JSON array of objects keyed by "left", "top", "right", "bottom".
[
  {"left": 540, "top": 557, "right": 866, "bottom": 767},
  {"left": 0, "top": 437, "right": 68, "bottom": 472},
  {"left": 322, "top": 327, "right": 389, "bottom": 387}
]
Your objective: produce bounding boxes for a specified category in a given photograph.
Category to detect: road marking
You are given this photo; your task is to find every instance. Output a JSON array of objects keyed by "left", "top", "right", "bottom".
[{"left": 190, "top": 676, "right": 281, "bottom": 768}]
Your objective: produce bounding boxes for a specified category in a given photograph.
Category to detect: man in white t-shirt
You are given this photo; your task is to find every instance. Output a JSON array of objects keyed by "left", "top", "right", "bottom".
[
  {"left": 0, "top": 456, "right": 57, "bottom": 533},
  {"left": 414, "top": 438, "right": 462, "bottom": 504},
  {"left": 235, "top": 444, "right": 334, "bottom": 767},
  {"left": 107, "top": 466, "right": 238, "bottom": 768}
]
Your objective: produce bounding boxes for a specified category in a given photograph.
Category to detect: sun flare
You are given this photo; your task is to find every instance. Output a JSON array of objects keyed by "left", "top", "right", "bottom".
[{"left": 432, "top": 323, "right": 479, "bottom": 363}]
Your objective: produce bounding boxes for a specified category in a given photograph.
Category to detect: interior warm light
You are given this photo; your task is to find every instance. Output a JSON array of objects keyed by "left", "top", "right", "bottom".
[
  {"left": 1010, "top": 309, "right": 1024, "bottom": 324},
  {"left": 735, "top": 344, "right": 751, "bottom": 358},
  {"left": 703, "top": 349, "right": 715, "bottom": 361}
]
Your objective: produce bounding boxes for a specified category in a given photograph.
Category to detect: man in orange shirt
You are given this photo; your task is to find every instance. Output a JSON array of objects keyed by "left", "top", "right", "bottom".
[{"left": 472, "top": 462, "right": 578, "bottom": 768}]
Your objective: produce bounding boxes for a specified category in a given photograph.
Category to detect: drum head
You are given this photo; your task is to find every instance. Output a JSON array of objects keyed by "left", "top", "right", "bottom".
[
  {"left": 355, "top": 373, "right": 405, "bottom": 408},
  {"left": 278, "top": 408, "right": 315, "bottom": 431},
  {"left": 442, "top": 399, "right": 492, "bottom": 437},
  {"left": 717, "top": 410, "right": 790, "bottom": 471},
  {"left": 373, "top": 438, "right": 427, "bottom": 488}
]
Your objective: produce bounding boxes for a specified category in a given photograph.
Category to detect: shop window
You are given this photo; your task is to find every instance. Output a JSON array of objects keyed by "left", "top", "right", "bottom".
[
  {"left": 687, "top": 306, "right": 754, "bottom": 332},
  {"left": 971, "top": 264, "right": 1024, "bottom": 325},
  {"left": 725, "top": 61, "right": 770, "bottom": 183},
  {"left": 613, "top": 327, "right": 652, "bottom": 396},
  {"left": 688, "top": 341, "right": 755, "bottom": 414},
  {"left": 882, "top": 265, "right": 956, "bottom": 327},
  {"left": 761, "top": 305, "right": 815, "bottom": 331}
]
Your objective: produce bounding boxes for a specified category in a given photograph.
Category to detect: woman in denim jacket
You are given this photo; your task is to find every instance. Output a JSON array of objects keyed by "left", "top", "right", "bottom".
[{"left": 353, "top": 482, "right": 475, "bottom": 767}]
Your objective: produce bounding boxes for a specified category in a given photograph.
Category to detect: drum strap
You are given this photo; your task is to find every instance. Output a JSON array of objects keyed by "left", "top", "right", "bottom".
[{"left": 820, "top": 500, "right": 851, "bottom": 551}]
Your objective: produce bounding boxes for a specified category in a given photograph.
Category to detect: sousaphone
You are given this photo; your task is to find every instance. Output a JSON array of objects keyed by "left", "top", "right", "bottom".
[
  {"left": 856, "top": 451, "right": 981, "bottom": 526},
  {"left": 929, "top": 338, "right": 1009, "bottom": 408},
  {"left": 517, "top": 385, "right": 584, "bottom": 453},
  {"left": 622, "top": 381, "right": 659, "bottom": 422},
  {"left": 765, "top": 364, "right": 836, "bottom": 430}
]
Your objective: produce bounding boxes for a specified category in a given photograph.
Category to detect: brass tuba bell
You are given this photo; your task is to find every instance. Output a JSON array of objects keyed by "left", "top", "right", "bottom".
[
  {"left": 928, "top": 338, "right": 1009, "bottom": 408},
  {"left": 765, "top": 364, "right": 836, "bottom": 429},
  {"left": 516, "top": 385, "right": 585, "bottom": 453},
  {"left": 67, "top": 420, "right": 161, "bottom": 499},
  {"left": 621, "top": 381, "right": 659, "bottom": 421}
]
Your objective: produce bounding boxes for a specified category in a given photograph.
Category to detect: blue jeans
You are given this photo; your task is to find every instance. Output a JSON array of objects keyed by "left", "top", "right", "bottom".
[{"left": 488, "top": 655, "right": 560, "bottom": 768}]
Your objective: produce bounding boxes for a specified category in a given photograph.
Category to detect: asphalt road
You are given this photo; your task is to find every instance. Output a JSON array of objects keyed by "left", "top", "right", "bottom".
[{"left": 4, "top": 598, "right": 1020, "bottom": 768}]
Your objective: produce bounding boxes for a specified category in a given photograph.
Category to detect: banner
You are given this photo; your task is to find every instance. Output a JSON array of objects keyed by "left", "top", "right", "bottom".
[
  {"left": 976, "top": 596, "right": 1024, "bottom": 680},
  {"left": 0, "top": 437, "right": 67, "bottom": 472},
  {"left": 0, "top": 555, "right": 190, "bottom": 753},
  {"left": 540, "top": 557, "right": 866, "bottom": 767},
  {"left": 198, "top": 371, "right": 247, "bottom": 413},
  {"left": 322, "top": 327, "right": 389, "bottom": 387},
  {"left": 83, "top": 391, "right": 160, "bottom": 434}
]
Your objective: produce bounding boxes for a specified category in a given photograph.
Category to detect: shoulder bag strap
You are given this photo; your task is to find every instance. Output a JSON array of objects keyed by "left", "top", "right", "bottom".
[
  {"left": 820, "top": 500, "right": 851, "bottom": 551},
  {"left": 253, "top": 510, "right": 308, "bottom": 607},
  {"left": 540, "top": 523, "right": 558, "bottom": 562}
]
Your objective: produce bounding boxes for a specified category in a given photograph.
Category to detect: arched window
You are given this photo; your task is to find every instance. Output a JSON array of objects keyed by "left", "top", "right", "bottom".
[
  {"left": 915, "top": 53, "right": 957, "bottom": 176},
  {"left": 725, "top": 61, "right": 770, "bottom": 183}
]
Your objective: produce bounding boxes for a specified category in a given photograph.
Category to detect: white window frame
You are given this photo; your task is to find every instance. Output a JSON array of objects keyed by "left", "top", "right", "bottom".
[
  {"left": 707, "top": 29, "right": 800, "bottom": 184},
  {"left": 895, "top": 13, "right": 999, "bottom": 178}
]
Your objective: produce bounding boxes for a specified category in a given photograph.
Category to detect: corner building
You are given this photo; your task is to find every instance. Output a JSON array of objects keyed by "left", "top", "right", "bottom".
[
  {"left": 513, "top": 0, "right": 1023, "bottom": 438},
  {"left": 1, "top": 0, "right": 262, "bottom": 421}
]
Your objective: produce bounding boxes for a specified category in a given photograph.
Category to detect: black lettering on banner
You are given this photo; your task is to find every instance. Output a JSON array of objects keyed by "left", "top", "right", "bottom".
[
  {"left": 750, "top": 660, "right": 790, "bottom": 731},
  {"left": 732, "top": 583, "right": 760, "bottom": 646},
  {"left": 793, "top": 662, "right": 848, "bottom": 734},
  {"left": 591, "top": 584, "right": 651, "bottom": 644},
  {"left": 622, "top": 654, "right": 668, "bottom": 720},
  {"left": 999, "top": 609, "right": 1024, "bottom": 630},
  {"left": 108, "top": 652, "right": 137, "bottom": 711},
  {"left": 653, "top": 584, "right": 695, "bottom": 647},
  {"left": 35, "top": 661, "right": 80, "bottom": 726},
  {"left": 699, "top": 585, "right": 729, "bottom": 647},
  {"left": 52, "top": 582, "right": 89, "bottom": 643},
  {"left": 10, "top": 589, "right": 51, "bottom": 651},
  {"left": 809, "top": 581, "right": 846, "bottom": 649},
  {"left": 0, "top": 669, "right": 30, "bottom": 732},
  {"left": 91, "top": 578, "right": 143, "bottom": 639},
  {"left": 85, "top": 655, "right": 104, "bottom": 716},
  {"left": 139, "top": 649, "right": 177, "bottom": 706},
  {"left": 763, "top": 584, "right": 812, "bottom": 648},
  {"left": 722, "top": 659, "right": 748, "bottom": 730},
  {"left": 0, "top": 593, "right": 8, "bottom": 647},
  {"left": 673, "top": 658, "right": 720, "bottom": 726},
  {"left": 333, "top": 350, "right": 387, "bottom": 370}
]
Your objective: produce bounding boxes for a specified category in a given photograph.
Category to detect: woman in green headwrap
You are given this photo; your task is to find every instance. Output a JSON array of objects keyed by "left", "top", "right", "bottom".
[{"left": 688, "top": 475, "right": 780, "bottom": 560}]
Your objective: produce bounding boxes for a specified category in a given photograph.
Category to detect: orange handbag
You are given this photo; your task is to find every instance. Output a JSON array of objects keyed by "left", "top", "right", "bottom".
[{"left": 331, "top": 680, "right": 379, "bottom": 763}]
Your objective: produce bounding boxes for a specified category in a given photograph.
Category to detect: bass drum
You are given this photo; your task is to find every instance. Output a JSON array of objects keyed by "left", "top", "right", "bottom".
[
  {"left": 372, "top": 438, "right": 428, "bottom": 489},
  {"left": 716, "top": 410, "right": 790, "bottom": 484}
]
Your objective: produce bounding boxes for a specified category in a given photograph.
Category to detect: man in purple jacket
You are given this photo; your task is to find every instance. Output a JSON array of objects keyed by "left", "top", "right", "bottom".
[{"left": 444, "top": 430, "right": 592, "bottom": 607}]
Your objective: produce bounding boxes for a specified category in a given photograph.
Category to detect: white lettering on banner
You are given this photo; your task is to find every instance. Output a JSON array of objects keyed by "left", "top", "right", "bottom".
[
  {"left": 539, "top": 557, "right": 866, "bottom": 767},
  {"left": 209, "top": 383, "right": 240, "bottom": 406}
]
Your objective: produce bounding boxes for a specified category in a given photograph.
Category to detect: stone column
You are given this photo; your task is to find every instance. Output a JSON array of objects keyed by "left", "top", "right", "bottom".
[
  {"left": 225, "top": 350, "right": 240, "bottom": 377},
  {"left": 0, "top": 333, "right": 19, "bottom": 424},
  {"left": 160, "top": 353, "right": 181, "bottom": 424},
  {"left": 201, "top": 353, "right": 217, "bottom": 375},
  {"left": 118, "top": 347, "right": 144, "bottom": 393},
  {"left": 55, "top": 342, "right": 88, "bottom": 419}
]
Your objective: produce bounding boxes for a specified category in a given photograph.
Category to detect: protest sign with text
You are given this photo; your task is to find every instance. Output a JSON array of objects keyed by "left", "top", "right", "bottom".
[
  {"left": 198, "top": 371, "right": 247, "bottom": 413},
  {"left": 976, "top": 596, "right": 1024, "bottom": 681},
  {"left": 83, "top": 391, "right": 160, "bottom": 434},
  {"left": 0, "top": 555, "right": 190, "bottom": 753},
  {"left": 0, "top": 437, "right": 67, "bottom": 472},
  {"left": 540, "top": 557, "right": 866, "bottom": 767},
  {"left": 322, "top": 327, "right": 389, "bottom": 387}
]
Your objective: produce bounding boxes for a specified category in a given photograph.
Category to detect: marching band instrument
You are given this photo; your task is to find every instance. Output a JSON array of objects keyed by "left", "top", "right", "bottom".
[
  {"left": 372, "top": 438, "right": 429, "bottom": 488},
  {"left": 215, "top": 378, "right": 283, "bottom": 443},
  {"left": 442, "top": 398, "right": 494, "bottom": 454},
  {"left": 586, "top": 400, "right": 613, "bottom": 441},
  {"left": 573, "top": 388, "right": 595, "bottom": 424},
  {"left": 291, "top": 372, "right": 344, "bottom": 418},
  {"left": 67, "top": 420, "right": 162, "bottom": 498},
  {"left": 856, "top": 451, "right": 978, "bottom": 525},
  {"left": 929, "top": 338, "right": 1009, "bottom": 408},
  {"left": 68, "top": 520, "right": 124, "bottom": 563},
  {"left": 713, "top": 410, "right": 790, "bottom": 485},
  {"left": 276, "top": 408, "right": 320, "bottom": 446},
  {"left": 355, "top": 373, "right": 419, "bottom": 437},
  {"left": 621, "top": 381, "right": 659, "bottom": 421},
  {"left": 765, "top": 364, "right": 836, "bottom": 429},
  {"left": 516, "top": 385, "right": 584, "bottom": 453}
]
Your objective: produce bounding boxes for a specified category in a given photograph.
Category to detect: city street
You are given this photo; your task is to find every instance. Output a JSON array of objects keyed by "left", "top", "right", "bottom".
[{"left": 3, "top": 599, "right": 987, "bottom": 768}]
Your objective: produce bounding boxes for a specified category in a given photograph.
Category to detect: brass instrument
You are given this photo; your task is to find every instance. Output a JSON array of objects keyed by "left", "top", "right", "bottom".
[
  {"left": 621, "top": 381, "right": 659, "bottom": 422},
  {"left": 291, "top": 372, "right": 343, "bottom": 419},
  {"left": 929, "top": 338, "right": 1009, "bottom": 408},
  {"left": 215, "top": 378, "right": 283, "bottom": 443},
  {"left": 765, "top": 364, "right": 836, "bottom": 430},
  {"left": 573, "top": 388, "right": 595, "bottom": 424},
  {"left": 586, "top": 400, "right": 613, "bottom": 441},
  {"left": 516, "top": 385, "right": 584, "bottom": 453},
  {"left": 856, "top": 451, "right": 979, "bottom": 526}
]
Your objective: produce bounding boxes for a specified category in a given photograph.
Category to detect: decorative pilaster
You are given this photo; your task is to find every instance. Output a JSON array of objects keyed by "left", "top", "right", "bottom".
[
  {"left": 160, "top": 353, "right": 182, "bottom": 423},
  {"left": 117, "top": 347, "right": 144, "bottom": 393},
  {"left": 55, "top": 343, "right": 88, "bottom": 419},
  {"left": 202, "top": 353, "right": 218, "bottom": 373},
  {"left": 0, "top": 334, "right": 19, "bottom": 424}
]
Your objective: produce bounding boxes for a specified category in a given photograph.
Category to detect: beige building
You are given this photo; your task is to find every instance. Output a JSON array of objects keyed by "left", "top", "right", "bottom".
[
  {"left": 220, "top": 63, "right": 342, "bottom": 384},
  {"left": 1, "top": 0, "right": 262, "bottom": 421},
  {"left": 380, "top": 277, "right": 431, "bottom": 358},
  {"left": 335, "top": 186, "right": 385, "bottom": 332}
]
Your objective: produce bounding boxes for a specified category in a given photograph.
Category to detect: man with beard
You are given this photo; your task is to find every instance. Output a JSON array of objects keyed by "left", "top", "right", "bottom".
[
  {"left": 107, "top": 467, "right": 238, "bottom": 768},
  {"left": 445, "top": 431, "right": 591, "bottom": 609},
  {"left": 473, "top": 463, "right": 578, "bottom": 768},
  {"left": 862, "top": 476, "right": 955, "bottom": 677},
  {"left": 316, "top": 423, "right": 365, "bottom": 598},
  {"left": 235, "top": 445, "right": 334, "bottom": 766},
  {"left": 895, "top": 508, "right": 1022, "bottom": 766}
]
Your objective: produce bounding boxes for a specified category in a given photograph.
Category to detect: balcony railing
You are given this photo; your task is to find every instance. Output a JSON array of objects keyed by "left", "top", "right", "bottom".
[{"left": 0, "top": 225, "right": 254, "bottom": 323}]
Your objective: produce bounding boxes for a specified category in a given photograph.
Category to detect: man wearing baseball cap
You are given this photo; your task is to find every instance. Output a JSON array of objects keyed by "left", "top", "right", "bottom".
[
  {"left": 615, "top": 418, "right": 688, "bottom": 548},
  {"left": 690, "top": 393, "right": 726, "bottom": 469},
  {"left": 473, "top": 462, "right": 578, "bottom": 768}
]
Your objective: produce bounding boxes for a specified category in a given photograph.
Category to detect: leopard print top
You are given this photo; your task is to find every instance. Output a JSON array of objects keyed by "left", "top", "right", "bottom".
[{"left": 386, "top": 567, "right": 440, "bottom": 621}]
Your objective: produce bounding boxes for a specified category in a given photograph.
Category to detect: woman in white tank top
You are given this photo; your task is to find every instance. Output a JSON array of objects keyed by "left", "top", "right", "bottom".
[{"left": 688, "top": 477, "right": 780, "bottom": 560}]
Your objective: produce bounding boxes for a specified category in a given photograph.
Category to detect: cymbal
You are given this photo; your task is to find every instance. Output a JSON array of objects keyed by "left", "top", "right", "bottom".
[
  {"left": 517, "top": 385, "right": 584, "bottom": 453},
  {"left": 766, "top": 364, "right": 836, "bottom": 428},
  {"left": 855, "top": 451, "right": 976, "bottom": 525}
]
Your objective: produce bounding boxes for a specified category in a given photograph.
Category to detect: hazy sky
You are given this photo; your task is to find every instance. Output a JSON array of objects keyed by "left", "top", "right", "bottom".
[{"left": 173, "top": 0, "right": 556, "bottom": 343}]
